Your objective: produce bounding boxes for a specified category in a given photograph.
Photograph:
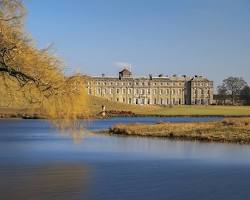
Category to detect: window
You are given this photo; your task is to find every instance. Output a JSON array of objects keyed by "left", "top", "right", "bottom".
[
  {"left": 117, "top": 89, "right": 120, "bottom": 94},
  {"left": 154, "top": 98, "right": 157, "bottom": 104},
  {"left": 128, "top": 89, "right": 132, "bottom": 94},
  {"left": 97, "top": 88, "right": 101, "bottom": 95},
  {"left": 141, "top": 89, "right": 145, "bottom": 95},
  {"left": 160, "top": 98, "right": 163, "bottom": 105},
  {"left": 147, "top": 89, "right": 150, "bottom": 94},
  {"left": 129, "top": 98, "right": 132, "bottom": 104},
  {"left": 160, "top": 89, "right": 163, "bottom": 95},
  {"left": 123, "top": 89, "right": 126, "bottom": 94},
  {"left": 123, "top": 98, "right": 125, "bottom": 103},
  {"left": 153, "top": 89, "right": 157, "bottom": 95},
  {"left": 117, "top": 98, "right": 119, "bottom": 102},
  {"left": 88, "top": 88, "right": 92, "bottom": 95},
  {"left": 179, "top": 89, "right": 182, "bottom": 95},
  {"left": 148, "top": 99, "right": 150, "bottom": 104}
]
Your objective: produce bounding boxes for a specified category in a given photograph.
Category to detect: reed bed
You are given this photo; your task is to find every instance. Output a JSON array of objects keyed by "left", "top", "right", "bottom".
[{"left": 109, "top": 118, "right": 250, "bottom": 144}]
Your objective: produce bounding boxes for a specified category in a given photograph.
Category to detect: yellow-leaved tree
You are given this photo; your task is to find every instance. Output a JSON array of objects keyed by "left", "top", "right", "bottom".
[{"left": 0, "top": 0, "right": 89, "bottom": 121}]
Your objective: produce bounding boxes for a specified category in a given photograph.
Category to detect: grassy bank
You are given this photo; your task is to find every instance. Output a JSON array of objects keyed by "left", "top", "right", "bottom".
[
  {"left": 109, "top": 118, "right": 250, "bottom": 144},
  {"left": 89, "top": 96, "right": 250, "bottom": 117},
  {"left": 0, "top": 107, "right": 44, "bottom": 119},
  {"left": 1, "top": 96, "right": 250, "bottom": 119}
]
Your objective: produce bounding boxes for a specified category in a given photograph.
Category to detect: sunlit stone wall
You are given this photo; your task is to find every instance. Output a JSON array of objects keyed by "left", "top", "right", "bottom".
[{"left": 86, "top": 69, "right": 213, "bottom": 105}]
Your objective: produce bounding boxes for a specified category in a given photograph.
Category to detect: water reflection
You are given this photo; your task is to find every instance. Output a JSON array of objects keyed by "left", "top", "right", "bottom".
[
  {"left": 0, "top": 164, "right": 90, "bottom": 200},
  {"left": 1, "top": 118, "right": 250, "bottom": 200}
]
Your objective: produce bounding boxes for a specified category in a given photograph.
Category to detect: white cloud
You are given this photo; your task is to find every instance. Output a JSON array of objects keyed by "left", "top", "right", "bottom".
[{"left": 113, "top": 62, "right": 132, "bottom": 70}]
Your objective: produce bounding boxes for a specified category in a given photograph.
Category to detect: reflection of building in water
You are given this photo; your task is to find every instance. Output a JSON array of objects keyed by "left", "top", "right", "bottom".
[{"left": 86, "top": 68, "right": 213, "bottom": 105}]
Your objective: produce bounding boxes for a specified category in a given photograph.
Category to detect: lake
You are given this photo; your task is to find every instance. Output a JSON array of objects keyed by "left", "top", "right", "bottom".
[{"left": 1, "top": 117, "right": 250, "bottom": 200}]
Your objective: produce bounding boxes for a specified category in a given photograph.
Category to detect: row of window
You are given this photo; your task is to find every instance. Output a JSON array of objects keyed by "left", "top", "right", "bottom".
[
  {"left": 193, "top": 82, "right": 211, "bottom": 87},
  {"left": 192, "top": 99, "right": 210, "bottom": 105},
  {"left": 114, "top": 98, "right": 210, "bottom": 105},
  {"left": 114, "top": 97, "right": 183, "bottom": 105},
  {"left": 193, "top": 89, "right": 211, "bottom": 95},
  {"left": 90, "top": 81, "right": 184, "bottom": 87},
  {"left": 90, "top": 88, "right": 184, "bottom": 95}
]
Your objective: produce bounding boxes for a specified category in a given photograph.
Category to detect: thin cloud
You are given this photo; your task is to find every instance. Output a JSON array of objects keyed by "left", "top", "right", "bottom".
[{"left": 113, "top": 62, "right": 132, "bottom": 70}]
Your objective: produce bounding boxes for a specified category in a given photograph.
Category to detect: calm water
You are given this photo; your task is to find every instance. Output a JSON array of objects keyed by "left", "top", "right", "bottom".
[{"left": 1, "top": 117, "right": 250, "bottom": 200}]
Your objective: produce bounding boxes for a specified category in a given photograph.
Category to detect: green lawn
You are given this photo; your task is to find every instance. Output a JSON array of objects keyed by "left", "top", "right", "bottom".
[
  {"left": 89, "top": 96, "right": 250, "bottom": 116},
  {"left": 1, "top": 96, "right": 250, "bottom": 118}
]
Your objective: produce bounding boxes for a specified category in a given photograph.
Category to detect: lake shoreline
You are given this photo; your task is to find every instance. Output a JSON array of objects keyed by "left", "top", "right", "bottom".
[
  {"left": 107, "top": 118, "right": 250, "bottom": 144},
  {"left": 1, "top": 111, "right": 250, "bottom": 120}
]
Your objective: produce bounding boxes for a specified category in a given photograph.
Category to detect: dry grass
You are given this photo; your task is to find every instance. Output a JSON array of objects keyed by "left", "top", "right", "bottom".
[{"left": 109, "top": 118, "right": 250, "bottom": 144}]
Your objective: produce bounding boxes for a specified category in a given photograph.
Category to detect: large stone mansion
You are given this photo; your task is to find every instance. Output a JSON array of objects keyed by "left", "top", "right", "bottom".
[{"left": 86, "top": 68, "right": 213, "bottom": 105}]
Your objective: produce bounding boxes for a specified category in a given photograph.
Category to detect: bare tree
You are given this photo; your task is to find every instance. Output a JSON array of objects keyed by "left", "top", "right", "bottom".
[
  {"left": 240, "top": 85, "right": 250, "bottom": 105},
  {"left": 217, "top": 85, "right": 228, "bottom": 105},
  {"left": 218, "top": 77, "right": 247, "bottom": 105}
]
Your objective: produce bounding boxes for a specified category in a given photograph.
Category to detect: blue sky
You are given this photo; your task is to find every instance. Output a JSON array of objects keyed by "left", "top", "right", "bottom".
[{"left": 25, "top": 0, "right": 250, "bottom": 86}]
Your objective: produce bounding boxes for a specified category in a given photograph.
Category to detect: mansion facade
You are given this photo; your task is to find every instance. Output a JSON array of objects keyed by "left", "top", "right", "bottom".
[{"left": 86, "top": 69, "right": 213, "bottom": 105}]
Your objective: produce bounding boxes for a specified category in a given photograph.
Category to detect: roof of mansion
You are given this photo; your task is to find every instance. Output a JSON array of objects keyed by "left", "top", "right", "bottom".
[{"left": 88, "top": 68, "right": 211, "bottom": 82}]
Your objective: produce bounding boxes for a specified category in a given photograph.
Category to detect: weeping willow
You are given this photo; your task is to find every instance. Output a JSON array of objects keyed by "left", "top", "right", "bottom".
[{"left": 0, "top": 0, "right": 89, "bottom": 122}]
